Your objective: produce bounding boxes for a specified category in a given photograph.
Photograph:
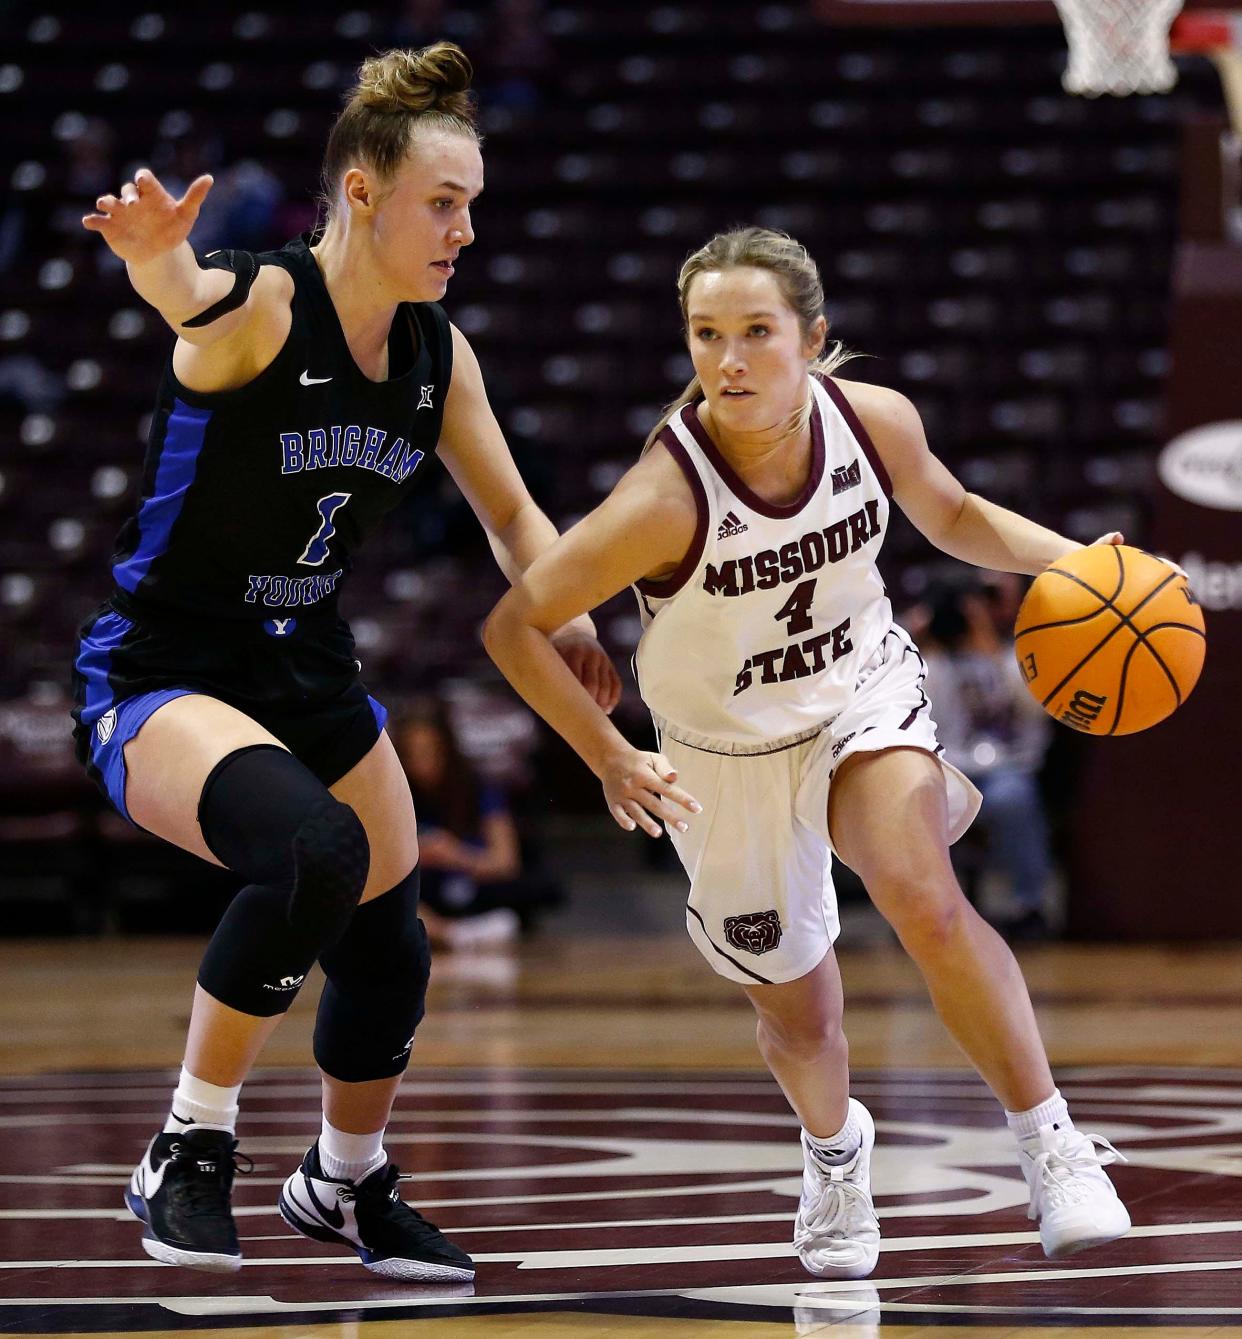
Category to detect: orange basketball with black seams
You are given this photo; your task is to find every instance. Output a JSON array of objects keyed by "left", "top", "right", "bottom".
[{"left": 1014, "top": 544, "right": 1206, "bottom": 736}]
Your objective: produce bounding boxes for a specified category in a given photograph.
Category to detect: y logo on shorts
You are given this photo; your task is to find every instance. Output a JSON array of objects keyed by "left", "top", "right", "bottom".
[{"left": 724, "top": 910, "right": 782, "bottom": 955}]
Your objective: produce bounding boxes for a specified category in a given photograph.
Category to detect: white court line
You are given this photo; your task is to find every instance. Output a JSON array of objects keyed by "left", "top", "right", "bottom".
[
  {"left": 0, "top": 1290, "right": 647, "bottom": 1316},
  {"left": 2, "top": 1261, "right": 1242, "bottom": 1321},
  {"left": 14, "top": 1210, "right": 1242, "bottom": 1249},
  {"left": 5, "top": 1220, "right": 1242, "bottom": 1272},
  {"left": 0, "top": 1174, "right": 791, "bottom": 1202},
  {"left": 0, "top": 1081, "right": 796, "bottom": 1103},
  {"left": 5, "top": 1094, "right": 1242, "bottom": 1140},
  {"left": 0, "top": 1108, "right": 808, "bottom": 1130}
]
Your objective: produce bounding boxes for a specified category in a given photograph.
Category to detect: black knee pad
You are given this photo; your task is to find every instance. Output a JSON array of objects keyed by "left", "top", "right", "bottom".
[
  {"left": 195, "top": 746, "right": 370, "bottom": 1018},
  {"left": 197, "top": 882, "right": 322, "bottom": 1017},
  {"left": 313, "top": 867, "right": 429, "bottom": 1082},
  {"left": 199, "top": 745, "right": 370, "bottom": 945}
]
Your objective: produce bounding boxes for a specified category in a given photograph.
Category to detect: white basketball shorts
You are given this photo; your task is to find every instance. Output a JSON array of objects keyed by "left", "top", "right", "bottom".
[{"left": 659, "top": 625, "right": 982, "bottom": 987}]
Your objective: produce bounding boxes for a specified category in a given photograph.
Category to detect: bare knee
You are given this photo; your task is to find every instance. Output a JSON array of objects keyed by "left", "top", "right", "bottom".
[
  {"left": 755, "top": 1008, "right": 847, "bottom": 1068},
  {"left": 873, "top": 877, "right": 970, "bottom": 961}
]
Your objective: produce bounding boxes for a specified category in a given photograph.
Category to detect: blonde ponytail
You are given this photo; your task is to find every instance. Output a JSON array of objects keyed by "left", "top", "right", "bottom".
[{"left": 641, "top": 375, "right": 703, "bottom": 455}]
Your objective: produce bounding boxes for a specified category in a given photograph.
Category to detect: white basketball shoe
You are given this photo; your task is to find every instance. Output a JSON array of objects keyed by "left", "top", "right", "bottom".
[
  {"left": 1019, "top": 1123, "right": 1131, "bottom": 1258},
  {"left": 793, "top": 1098, "right": 881, "bottom": 1279}
]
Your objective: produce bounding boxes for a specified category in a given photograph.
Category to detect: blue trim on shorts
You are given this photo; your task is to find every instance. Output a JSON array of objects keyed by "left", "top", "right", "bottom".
[
  {"left": 74, "top": 613, "right": 195, "bottom": 822},
  {"left": 113, "top": 398, "right": 212, "bottom": 594},
  {"left": 368, "top": 694, "right": 388, "bottom": 734},
  {"left": 92, "top": 688, "right": 196, "bottom": 824}
]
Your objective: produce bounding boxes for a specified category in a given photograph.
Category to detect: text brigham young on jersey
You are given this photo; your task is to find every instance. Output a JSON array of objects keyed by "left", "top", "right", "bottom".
[{"left": 280, "top": 425, "right": 425, "bottom": 482}]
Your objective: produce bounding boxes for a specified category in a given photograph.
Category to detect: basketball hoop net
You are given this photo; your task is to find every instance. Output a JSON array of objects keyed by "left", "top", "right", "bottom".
[{"left": 1053, "top": 0, "right": 1185, "bottom": 96}]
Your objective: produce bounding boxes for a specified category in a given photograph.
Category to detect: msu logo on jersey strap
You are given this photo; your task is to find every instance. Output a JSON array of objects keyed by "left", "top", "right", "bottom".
[{"left": 723, "top": 910, "right": 783, "bottom": 955}]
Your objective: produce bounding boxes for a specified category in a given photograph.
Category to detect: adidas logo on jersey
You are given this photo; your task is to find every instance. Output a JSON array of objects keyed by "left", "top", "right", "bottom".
[
  {"left": 831, "top": 460, "right": 862, "bottom": 495},
  {"left": 717, "top": 510, "right": 749, "bottom": 540}
]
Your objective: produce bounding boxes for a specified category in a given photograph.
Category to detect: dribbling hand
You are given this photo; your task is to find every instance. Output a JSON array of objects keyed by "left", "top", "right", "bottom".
[
  {"left": 81, "top": 168, "right": 214, "bottom": 265},
  {"left": 1089, "top": 531, "right": 1189, "bottom": 581},
  {"left": 600, "top": 747, "right": 701, "bottom": 838}
]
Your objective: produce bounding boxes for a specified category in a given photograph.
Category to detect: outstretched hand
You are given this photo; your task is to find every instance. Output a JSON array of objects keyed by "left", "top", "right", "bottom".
[
  {"left": 600, "top": 747, "right": 700, "bottom": 838},
  {"left": 81, "top": 167, "right": 213, "bottom": 265}
]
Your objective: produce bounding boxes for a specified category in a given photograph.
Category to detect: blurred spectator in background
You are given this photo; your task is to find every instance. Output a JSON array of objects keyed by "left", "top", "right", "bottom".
[
  {"left": 917, "top": 573, "right": 1058, "bottom": 941},
  {"left": 153, "top": 126, "right": 283, "bottom": 254},
  {"left": 394, "top": 695, "right": 564, "bottom": 948},
  {"left": 479, "top": 0, "right": 553, "bottom": 111},
  {"left": 391, "top": 0, "right": 457, "bottom": 47}
]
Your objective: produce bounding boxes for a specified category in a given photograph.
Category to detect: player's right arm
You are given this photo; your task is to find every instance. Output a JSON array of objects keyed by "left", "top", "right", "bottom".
[
  {"left": 482, "top": 448, "right": 703, "bottom": 836},
  {"left": 82, "top": 167, "right": 291, "bottom": 387}
]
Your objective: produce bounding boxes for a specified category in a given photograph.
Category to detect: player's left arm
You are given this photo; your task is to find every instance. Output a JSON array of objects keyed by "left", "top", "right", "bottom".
[
  {"left": 841, "top": 380, "right": 1105, "bottom": 576},
  {"left": 437, "top": 324, "right": 621, "bottom": 710}
]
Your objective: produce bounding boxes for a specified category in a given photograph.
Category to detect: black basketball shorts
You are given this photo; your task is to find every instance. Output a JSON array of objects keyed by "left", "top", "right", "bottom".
[{"left": 70, "top": 601, "right": 388, "bottom": 825}]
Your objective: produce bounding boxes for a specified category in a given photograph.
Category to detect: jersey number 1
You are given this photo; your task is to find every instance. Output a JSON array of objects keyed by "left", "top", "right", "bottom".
[{"left": 298, "top": 492, "right": 352, "bottom": 567}]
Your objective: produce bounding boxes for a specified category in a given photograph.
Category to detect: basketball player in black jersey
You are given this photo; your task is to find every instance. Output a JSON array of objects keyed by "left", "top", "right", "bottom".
[{"left": 74, "top": 43, "right": 619, "bottom": 1280}]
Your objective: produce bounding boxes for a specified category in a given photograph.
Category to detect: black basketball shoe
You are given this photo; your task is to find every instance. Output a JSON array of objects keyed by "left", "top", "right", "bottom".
[
  {"left": 279, "top": 1142, "right": 475, "bottom": 1281},
  {"left": 125, "top": 1128, "right": 249, "bottom": 1272}
]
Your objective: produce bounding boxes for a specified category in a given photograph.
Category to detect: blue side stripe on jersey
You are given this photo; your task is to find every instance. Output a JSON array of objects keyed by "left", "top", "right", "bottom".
[
  {"left": 74, "top": 609, "right": 135, "bottom": 733},
  {"left": 113, "top": 398, "right": 213, "bottom": 594}
]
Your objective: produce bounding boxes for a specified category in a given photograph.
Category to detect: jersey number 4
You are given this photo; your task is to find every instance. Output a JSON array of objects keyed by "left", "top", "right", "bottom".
[
  {"left": 298, "top": 492, "right": 352, "bottom": 567},
  {"left": 774, "top": 579, "right": 816, "bottom": 635}
]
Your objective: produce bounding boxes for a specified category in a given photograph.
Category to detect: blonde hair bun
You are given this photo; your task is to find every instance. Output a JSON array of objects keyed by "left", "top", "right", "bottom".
[
  {"left": 355, "top": 42, "right": 475, "bottom": 119},
  {"left": 319, "top": 42, "right": 479, "bottom": 217}
]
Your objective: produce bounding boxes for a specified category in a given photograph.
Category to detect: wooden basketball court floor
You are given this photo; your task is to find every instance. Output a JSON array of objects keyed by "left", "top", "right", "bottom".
[{"left": 3, "top": 922, "right": 1242, "bottom": 1337}]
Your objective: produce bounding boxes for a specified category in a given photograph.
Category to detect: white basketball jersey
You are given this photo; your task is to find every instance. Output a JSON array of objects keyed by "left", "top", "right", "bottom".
[{"left": 633, "top": 374, "right": 895, "bottom": 752}]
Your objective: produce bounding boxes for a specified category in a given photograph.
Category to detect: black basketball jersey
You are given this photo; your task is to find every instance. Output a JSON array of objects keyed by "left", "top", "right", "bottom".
[{"left": 108, "top": 234, "right": 453, "bottom": 623}]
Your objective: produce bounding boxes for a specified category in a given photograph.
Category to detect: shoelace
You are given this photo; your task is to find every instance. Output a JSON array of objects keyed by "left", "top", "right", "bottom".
[
  {"left": 795, "top": 1160, "right": 876, "bottom": 1247},
  {"left": 1029, "top": 1132, "right": 1127, "bottom": 1213},
  {"left": 345, "top": 1166, "right": 441, "bottom": 1238},
  {"left": 168, "top": 1142, "right": 253, "bottom": 1218}
]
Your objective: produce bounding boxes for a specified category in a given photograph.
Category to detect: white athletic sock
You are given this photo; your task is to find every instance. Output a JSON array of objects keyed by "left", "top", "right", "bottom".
[
  {"left": 805, "top": 1104, "right": 862, "bottom": 1167},
  {"left": 318, "top": 1118, "right": 386, "bottom": 1183},
  {"left": 1006, "top": 1088, "right": 1072, "bottom": 1145},
  {"left": 163, "top": 1066, "right": 241, "bottom": 1134}
]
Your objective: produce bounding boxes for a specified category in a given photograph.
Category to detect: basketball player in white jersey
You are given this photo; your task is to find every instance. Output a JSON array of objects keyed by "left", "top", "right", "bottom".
[{"left": 484, "top": 228, "right": 1130, "bottom": 1278}]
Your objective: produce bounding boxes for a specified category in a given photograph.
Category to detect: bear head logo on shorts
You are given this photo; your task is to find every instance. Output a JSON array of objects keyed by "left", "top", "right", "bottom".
[{"left": 723, "top": 909, "right": 782, "bottom": 955}]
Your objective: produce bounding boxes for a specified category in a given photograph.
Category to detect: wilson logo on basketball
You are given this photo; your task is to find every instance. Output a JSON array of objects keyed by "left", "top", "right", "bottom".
[
  {"left": 1059, "top": 689, "right": 1108, "bottom": 731},
  {"left": 723, "top": 910, "right": 782, "bottom": 955}
]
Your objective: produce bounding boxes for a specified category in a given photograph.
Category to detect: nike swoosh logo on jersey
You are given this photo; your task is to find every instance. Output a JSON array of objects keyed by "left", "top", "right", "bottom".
[{"left": 299, "top": 370, "right": 332, "bottom": 386}]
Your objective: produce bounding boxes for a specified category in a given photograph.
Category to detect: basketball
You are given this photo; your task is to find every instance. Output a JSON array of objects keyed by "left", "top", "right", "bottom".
[{"left": 1014, "top": 545, "right": 1206, "bottom": 736}]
